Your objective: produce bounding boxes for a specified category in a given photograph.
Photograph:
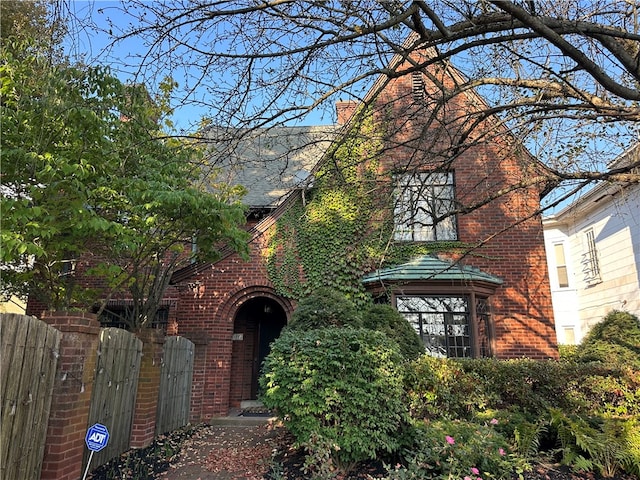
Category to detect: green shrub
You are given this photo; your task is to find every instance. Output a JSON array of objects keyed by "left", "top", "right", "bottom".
[
  {"left": 576, "top": 310, "right": 640, "bottom": 369},
  {"left": 260, "top": 327, "right": 407, "bottom": 475},
  {"left": 405, "top": 356, "right": 488, "bottom": 420},
  {"left": 287, "top": 287, "right": 363, "bottom": 330},
  {"left": 565, "top": 367, "right": 640, "bottom": 416},
  {"left": 363, "top": 304, "right": 425, "bottom": 360},
  {"left": 405, "top": 357, "right": 639, "bottom": 422},
  {"left": 460, "top": 358, "right": 572, "bottom": 416},
  {"left": 550, "top": 409, "right": 640, "bottom": 478},
  {"left": 386, "top": 419, "right": 522, "bottom": 480}
]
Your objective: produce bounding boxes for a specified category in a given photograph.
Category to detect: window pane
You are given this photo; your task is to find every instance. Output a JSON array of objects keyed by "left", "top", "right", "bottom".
[
  {"left": 582, "top": 229, "right": 600, "bottom": 284},
  {"left": 563, "top": 327, "right": 576, "bottom": 345},
  {"left": 393, "top": 172, "right": 457, "bottom": 242},
  {"left": 397, "top": 295, "right": 471, "bottom": 358},
  {"left": 554, "top": 243, "right": 569, "bottom": 287}
]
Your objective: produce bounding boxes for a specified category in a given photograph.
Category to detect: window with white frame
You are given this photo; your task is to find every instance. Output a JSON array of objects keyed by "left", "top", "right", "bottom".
[
  {"left": 582, "top": 229, "right": 601, "bottom": 284},
  {"left": 553, "top": 243, "right": 569, "bottom": 288},
  {"left": 396, "top": 295, "right": 471, "bottom": 358},
  {"left": 394, "top": 171, "right": 457, "bottom": 242}
]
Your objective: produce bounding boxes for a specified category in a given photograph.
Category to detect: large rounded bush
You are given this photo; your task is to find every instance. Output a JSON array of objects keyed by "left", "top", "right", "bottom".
[
  {"left": 363, "top": 304, "right": 425, "bottom": 360},
  {"left": 287, "top": 287, "right": 363, "bottom": 330},
  {"left": 260, "top": 327, "right": 407, "bottom": 472},
  {"left": 576, "top": 310, "right": 640, "bottom": 369}
]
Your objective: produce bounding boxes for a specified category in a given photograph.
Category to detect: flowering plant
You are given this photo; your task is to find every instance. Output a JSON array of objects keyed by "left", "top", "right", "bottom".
[{"left": 385, "top": 419, "right": 523, "bottom": 479}]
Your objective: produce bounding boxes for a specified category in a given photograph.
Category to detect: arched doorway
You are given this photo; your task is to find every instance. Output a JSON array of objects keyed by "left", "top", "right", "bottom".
[{"left": 230, "top": 296, "right": 287, "bottom": 405}]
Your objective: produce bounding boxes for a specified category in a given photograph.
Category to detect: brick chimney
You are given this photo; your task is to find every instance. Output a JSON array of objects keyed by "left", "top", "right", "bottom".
[{"left": 336, "top": 101, "right": 359, "bottom": 125}]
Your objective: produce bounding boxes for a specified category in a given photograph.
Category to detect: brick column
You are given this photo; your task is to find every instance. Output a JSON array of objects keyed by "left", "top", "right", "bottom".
[
  {"left": 39, "top": 312, "right": 100, "bottom": 480},
  {"left": 129, "top": 328, "right": 164, "bottom": 448}
]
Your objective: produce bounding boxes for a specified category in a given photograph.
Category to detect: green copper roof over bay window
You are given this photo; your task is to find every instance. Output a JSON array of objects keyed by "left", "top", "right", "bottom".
[{"left": 361, "top": 255, "right": 504, "bottom": 285}]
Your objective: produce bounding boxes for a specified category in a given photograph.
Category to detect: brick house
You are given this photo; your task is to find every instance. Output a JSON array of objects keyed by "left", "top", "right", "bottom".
[
  {"left": 28, "top": 46, "right": 558, "bottom": 421},
  {"left": 164, "top": 47, "right": 557, "bottom": 420}
]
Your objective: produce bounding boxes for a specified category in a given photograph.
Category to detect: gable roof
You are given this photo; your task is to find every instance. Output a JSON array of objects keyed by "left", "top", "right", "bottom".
[
  {"left": 202, "top": 125, "right": 337, "bottom": 208},
  {"left": 362, "top": 254, "right": 503, "bottom": 285}
]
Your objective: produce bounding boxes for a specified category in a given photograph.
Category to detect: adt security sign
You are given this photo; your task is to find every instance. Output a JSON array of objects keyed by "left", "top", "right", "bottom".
[{"left": 85, "top": 423, "right": 109, "bottom": 452}]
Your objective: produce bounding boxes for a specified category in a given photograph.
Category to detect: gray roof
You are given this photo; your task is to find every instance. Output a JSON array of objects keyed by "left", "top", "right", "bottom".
[
  {"left": 202, "top": 125, "right": 338, "bottom": 208},
  {"left": 362, "top": 255, "right": 503, "bottom": 285}
]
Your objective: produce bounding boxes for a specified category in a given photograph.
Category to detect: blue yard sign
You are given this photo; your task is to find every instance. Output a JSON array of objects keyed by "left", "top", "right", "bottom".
[
  {"left": 85, "top": 423, "right": 109, "bottom": 452},
  {"left": 82, "top": 423, "right": 110, "bottom": 480}
]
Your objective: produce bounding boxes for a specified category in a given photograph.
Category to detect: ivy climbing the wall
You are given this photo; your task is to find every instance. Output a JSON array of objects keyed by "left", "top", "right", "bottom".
[{"left": 264, "top": 109, "right": 460, "bottom": 306}]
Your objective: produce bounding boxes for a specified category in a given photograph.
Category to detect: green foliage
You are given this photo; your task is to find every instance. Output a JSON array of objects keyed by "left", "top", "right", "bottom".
[
  {"left": 386, "top": 419, "right": 520, "bottom": 480},
  {"left": 264, "top": 109, "right": 454, "bottom": 305},
  {"left": 287, "top": 287, "right": 363, "bottom": 330},
  {"left": 260, "top": 327, "right": 407, "bottom": 474},
  {"left": 550, "top": 409, "right": 640, "bottom": 478},
  {"left": 1, "top": 0, "right": 65, "bottom": 56},
  {"left": 363, "top": 304, "right": 425, "bottom": 361},
  {"left": 575, "top": 310, "right": 640, "bottom": 369},
  {"left": 405, "top": 356, "right": 487, "bottom": 420},
  {"left": 1, "top": 43, "right": 248, "bottom": 323}
]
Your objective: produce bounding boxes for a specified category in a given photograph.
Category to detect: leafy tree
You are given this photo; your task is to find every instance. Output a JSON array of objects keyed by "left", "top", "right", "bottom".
[
  {"left": 1, "top": 0, "right": 65, "bottom": 58},
  {"left": 1, "top": 43, "right": 249, "bottom": 327}
]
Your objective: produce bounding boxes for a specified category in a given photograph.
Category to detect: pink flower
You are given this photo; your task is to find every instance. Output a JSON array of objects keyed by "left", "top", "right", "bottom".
[
  {"left": 490, "top": 418, "right": 499, "bottom": 425},
  {"left": 499, "top": 448, "right": 506, "bottom": 456},
  {"left": 464, "top": 477, "right": 473, "bottom": 480},
  {"left": 471, "top": 467, "right": 480, "bottom": 475},
  {"left": 445, "top": 435, "right": 455, "bottom": 445}
]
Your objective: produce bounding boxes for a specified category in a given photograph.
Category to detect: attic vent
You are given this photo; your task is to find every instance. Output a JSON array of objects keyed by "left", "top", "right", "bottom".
[{"left": 411, "top": 72, "right": 425, "bottom": 102}]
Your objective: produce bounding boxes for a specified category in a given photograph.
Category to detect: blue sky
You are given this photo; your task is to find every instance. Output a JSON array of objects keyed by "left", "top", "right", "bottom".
[{"left": 64, "top": 1, "right": 216, "bottom": 132}]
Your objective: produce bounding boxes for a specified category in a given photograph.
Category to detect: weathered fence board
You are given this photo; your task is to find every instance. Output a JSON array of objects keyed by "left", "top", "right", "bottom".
[
  {"left": 156, "top": 336, "right": 194, "bottom": 435},
  {"left": 84, "top": 327, "right": 142, "bottom": 469},
  {"left": 0, "top": 314, "right": 60, "bottom": 480}
]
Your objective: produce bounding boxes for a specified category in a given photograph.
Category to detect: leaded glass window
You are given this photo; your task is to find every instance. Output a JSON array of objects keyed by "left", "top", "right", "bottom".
[{"left": 396, "top": 296, "right": 471, "bottom": 358}]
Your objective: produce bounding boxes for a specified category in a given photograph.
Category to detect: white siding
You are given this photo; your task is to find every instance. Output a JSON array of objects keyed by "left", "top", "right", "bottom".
[
  {"left": 543, "top": 226, "right": 581, "bottom": 343},
  {"left": 543, "top": 182, "right": 640, "bottom": 343}
]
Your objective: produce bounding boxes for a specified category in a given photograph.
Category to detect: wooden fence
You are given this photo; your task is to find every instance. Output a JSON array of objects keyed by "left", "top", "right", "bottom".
[
  {"left": 1, "top": 314, "right": 61, "bottom": 480},
  {"left": 156, "top": 336, "right": 195, "bottom": 435},
  {"left": 84, "top": 327, "right": 143, "bottom": 468},
  {"left": 0, "top": 313, "right": 195, "bottom": 480}
]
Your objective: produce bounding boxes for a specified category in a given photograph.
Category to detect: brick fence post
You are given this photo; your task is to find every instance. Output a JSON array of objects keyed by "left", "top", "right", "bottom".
[
  {"left": 39, "top": 311, "right": 100, "bottom": 480},
  {"left": 129, "top": 328, "right": 164, "bottom": 448}
]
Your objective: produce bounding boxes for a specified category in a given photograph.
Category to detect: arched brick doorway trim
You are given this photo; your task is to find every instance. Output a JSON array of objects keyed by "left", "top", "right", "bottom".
[{"left": 225, "top": 287, "right": 293, "bottom": 407}]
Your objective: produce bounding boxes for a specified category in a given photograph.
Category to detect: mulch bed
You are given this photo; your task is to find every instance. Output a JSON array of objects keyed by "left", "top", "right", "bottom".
[{"left": 88, "top": 423, "right": 637, "bottom": 480}]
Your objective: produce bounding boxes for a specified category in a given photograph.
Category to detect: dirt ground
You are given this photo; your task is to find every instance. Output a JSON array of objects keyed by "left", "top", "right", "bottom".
[
  {"left": 157, "top": 423, "right": 282, "bottom": 480},
  {"left": 155, "top": 422, "right": 637, "bottom": 480}
]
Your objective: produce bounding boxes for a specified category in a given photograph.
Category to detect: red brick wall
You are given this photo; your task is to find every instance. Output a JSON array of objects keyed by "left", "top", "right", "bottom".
[
  {"left": 171, "top": 234, "right": 294, "bottom": 420},
  {"left": 368, "top": 58, "right": 557, "bottom": 359},
  {"left": 39, "top": 312, "right": 100, "bottom": 480},
  {"left": 130, "top": 328, "right": 164, "bottom": 448}
]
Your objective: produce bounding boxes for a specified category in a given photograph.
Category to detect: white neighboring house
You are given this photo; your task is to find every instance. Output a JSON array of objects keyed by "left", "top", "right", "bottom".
[{"left": 543, "top": 144, "right": 640, "bottom": 345}]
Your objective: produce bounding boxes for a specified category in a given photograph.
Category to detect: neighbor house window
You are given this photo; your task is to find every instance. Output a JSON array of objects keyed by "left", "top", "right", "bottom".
[
  {"left": 394, "top": 171, "right": 457, "bottom": 242},
  {"left": 563, "top": 327, "right": 576, "bottom": 345},
  {"left": 554, "top": 243, "right": 569, "bottom": 288},
  {"left": 396, "top": 295, "right": 471, "bottom": 358},
  {"left": 582, "top": 229, "right": 600, "bottom": 284}
]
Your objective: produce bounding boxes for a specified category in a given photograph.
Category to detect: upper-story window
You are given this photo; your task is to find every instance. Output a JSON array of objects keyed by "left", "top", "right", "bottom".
[
  {"left": 553, "top": 243, "right": 569, "bottom": 288},
  {"left": 582, "top": 228, "right": 601, "bottom": 285},
  {"left": 393, "top": 171, "right": 457, "bottom": 242}
]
